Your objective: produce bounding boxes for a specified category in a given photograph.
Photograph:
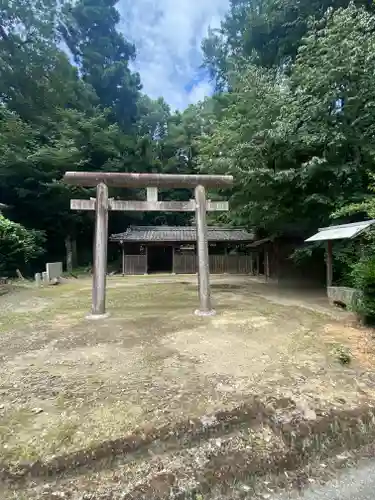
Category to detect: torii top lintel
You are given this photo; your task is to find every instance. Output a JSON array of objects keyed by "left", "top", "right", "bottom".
[{"left": 63, "top": 172, "right": 233, "bottom": 189}]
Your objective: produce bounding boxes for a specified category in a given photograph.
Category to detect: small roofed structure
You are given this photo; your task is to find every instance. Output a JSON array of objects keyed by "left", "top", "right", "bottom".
[
  {"left": 305, "top": 220, "right": 375, "bottom": 243},
  {"left": 110, "top": 226, "right": 255, "bottom": 275},
  {"left": 306, "top": 220, "right": 375, "bottom": 306}
]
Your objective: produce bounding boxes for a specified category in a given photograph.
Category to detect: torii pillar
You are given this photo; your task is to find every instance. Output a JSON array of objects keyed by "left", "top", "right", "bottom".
[
  {"left": 92, "top": 182, "right": 109, "bottom": 317},
  {"left": 195, "top": 184, "right": 212, "bottom": 315},
  {"left": 64, "top": 172, "right": 233, "bottom": 318}
]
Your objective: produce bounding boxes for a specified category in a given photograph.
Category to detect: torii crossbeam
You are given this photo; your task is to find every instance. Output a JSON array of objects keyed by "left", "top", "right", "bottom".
[{"left": 64, "top": 172, "right": 233, "bottom": 318}]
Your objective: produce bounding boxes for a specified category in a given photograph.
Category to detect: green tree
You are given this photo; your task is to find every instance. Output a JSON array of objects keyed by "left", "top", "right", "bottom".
[
  {"left": 286, "top": 3, "right": 375, "bottom": 224},
  {"left": 199, "top": 4, "right": 375, "bottom": 238},
  {"left": 0, "top": 214, "right": 45, "bottom": 276},
  {"left": 0, "top": 0, "right": 96, "bottom": 125},
  {"left": 0, "top": 0, "right": 143, "bottom": 266},
  {"left": 202, "top": 0, "right": 374, "bottom": 87},
  {"left": 197, "top": 66, "right": 291, "bottom": 233},
  {"left": 60, "top": 0, "right": 141, "bottom": 130}
]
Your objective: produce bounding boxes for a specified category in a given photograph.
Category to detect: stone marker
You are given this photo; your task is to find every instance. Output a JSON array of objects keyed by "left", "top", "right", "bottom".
[
  {"left": 46, "top": 262, "right": 63, "bottom": 282},
  {"left": 42, "top": 271, "right": 49, "bottom": 284},
  {"left": 35, "top": 273, "right": 42, "bottom": 287}
]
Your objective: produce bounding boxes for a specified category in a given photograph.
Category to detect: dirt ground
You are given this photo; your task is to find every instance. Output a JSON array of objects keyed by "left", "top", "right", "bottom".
[{"left": 1, "top": 275, "right": 375, "bottom": 498}]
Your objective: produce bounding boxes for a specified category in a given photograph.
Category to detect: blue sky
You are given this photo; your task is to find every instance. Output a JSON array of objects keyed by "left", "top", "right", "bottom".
[{"left": 117, "top": 0, "right": 229, "bottom": 111}]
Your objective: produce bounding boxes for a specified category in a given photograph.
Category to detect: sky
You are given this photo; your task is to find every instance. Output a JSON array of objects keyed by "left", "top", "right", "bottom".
[{"left": 117, "top": 0, "right": 229, "bottom": 111}]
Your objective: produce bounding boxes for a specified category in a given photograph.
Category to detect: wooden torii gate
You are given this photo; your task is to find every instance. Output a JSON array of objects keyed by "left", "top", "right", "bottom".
[{"left": 63, "top": 172, "right": 233, "bottom": 318}]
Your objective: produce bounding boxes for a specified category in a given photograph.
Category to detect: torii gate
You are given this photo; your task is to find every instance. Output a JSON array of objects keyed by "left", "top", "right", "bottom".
[{"left": 63, "top": 172, "right": 233, "bottom": 318}]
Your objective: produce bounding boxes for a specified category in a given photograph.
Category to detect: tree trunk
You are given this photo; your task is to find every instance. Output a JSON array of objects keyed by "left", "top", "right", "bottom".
[
  {"left": 72, "top": 237, "right": 78, "bottom": 269},
  {"left": 65, "top": 235, "right": 73, "bottom": 273},
  {"left": 65, "top": 235, "right": 78, "bottom": 273}
]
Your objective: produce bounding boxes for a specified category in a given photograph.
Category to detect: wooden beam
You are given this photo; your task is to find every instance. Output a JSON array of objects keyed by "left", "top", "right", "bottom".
[
  {"left": 71, "top": 199, "right": 95, "bottom": 210},
  {"left": 64, "top": 172, "right": 234, "bottom": 188},
  {"left": 71, "top": 199, "right": 229, "bottom": 212},
  {"left": 113, "top": 200, "right": 196, "bottom": 212},
  {"left": 207, "top": 200, "right": 229, "bottom": 211}
]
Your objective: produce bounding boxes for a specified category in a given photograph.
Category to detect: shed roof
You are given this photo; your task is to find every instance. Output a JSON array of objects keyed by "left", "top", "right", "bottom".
[
  {"left": 110, "top": 226, "right": 255, "bottom": 243},
  {"left": 305, "top": 220, "right": 375, "bottom": 242}
]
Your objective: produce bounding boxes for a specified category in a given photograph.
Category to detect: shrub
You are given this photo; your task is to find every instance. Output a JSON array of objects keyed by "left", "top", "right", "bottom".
[
  {"left": 0, "top": 215, "right": 45, "bottom": 277},
  {"left": 351, "top": 255, "right": 375, "bottom": 323},
  {"left": 331, "top": 344, "right": 351, "bottom": 365}
]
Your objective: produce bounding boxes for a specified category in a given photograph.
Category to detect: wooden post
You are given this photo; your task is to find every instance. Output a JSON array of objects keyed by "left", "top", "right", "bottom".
[
  {"left": 327, "top": 240, "right": 333, "bottom": 287},
  {"left": 195, "top": 185, "right": 214, "bottom": 316},
  {"left": 147, "top": 187, "right": 158, "bottom": 202},
  {"left": 224, "top": 245, "right": 228, "bottom": 274},
  {"left": 274, "top": 240, "right": 280, "bottom": 284},
  {"left": 145, "top": 246, "right": 148, "bottom": 275},
  {"left": 256, "top": 253, "right": 260, "bottom": 275},
  {"left": 121, "top": 242, "right": 125, "bottom": 276},
  {"left": 265, "top": 248, "right": 270, "bottom": 281},
  {"left": 91, "top": 182, "right": 109, "bottom": 317},
  {"left": 172, "top": 246, "right": 176, "bottom": 275},
  {"left": 250, "top": 253, "right": 254, "bottom": 275}
]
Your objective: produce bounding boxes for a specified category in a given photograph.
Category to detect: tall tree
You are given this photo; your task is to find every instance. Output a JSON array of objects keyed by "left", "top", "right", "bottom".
[
  {"left": 202, "top": 0, "right": 374, "bottom": 87},
  {"left": 60, "top": 0, "right": 141, "bottom": 131},
  {"left": 198, "top": 3, "right": 375, "bottom": 236},
  {"left": 0, "top": 0, "right": 136, "bottom": 265}
]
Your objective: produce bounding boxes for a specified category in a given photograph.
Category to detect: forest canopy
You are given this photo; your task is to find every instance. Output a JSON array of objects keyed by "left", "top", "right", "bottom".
[{"left": 1, "top": 0, "right": 375, "bottom": 278}]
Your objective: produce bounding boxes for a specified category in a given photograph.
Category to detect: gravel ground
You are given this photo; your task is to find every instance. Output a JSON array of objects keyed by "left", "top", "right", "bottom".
[{"left": 0, "top": 275, "right": 374, "bottom": 498}]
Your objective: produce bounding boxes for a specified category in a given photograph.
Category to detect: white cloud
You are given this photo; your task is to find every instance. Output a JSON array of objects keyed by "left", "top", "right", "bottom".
[
  {"left": 187, "top": 80, "right": 214, "bottom": 105},
  {"left": 117, "top": 0, "right": 229, "bottom": 110}
]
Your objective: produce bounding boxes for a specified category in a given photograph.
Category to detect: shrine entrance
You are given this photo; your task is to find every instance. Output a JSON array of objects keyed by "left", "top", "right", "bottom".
[
  {"left": 147, "top": 245, "right": 173, "bottom": 274},
  {"left": 64, "top": 172, "right": 233, "bottom": 318}
]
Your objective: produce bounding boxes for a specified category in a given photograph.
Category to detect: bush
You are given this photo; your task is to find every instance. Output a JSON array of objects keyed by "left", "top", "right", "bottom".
[
  {"left": 331, "top": 344, "right": 351, "bottom": 365},
  {"left": 351, "top": 256, "right": 375, "bottom": 323},
  {"left": 0, "top": 215, "right": 45, "bottom": 277}
]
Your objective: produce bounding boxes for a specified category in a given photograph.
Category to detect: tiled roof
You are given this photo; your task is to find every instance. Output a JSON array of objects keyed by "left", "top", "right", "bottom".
[{"left": 110, "top": 226, "right": 255, "bottom": 243}]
